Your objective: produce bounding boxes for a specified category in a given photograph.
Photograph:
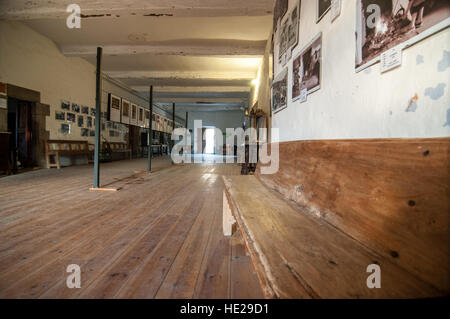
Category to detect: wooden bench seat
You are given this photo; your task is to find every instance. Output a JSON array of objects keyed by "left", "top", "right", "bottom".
[
  {"left": 45, "top": 140, "right": 90, "bottom": 169},
  {"left": 222, "top": 175, "right": 442, "bottom": 299},
  {"left": 108, "top": 142, "right": 132, "bottom": 160}
]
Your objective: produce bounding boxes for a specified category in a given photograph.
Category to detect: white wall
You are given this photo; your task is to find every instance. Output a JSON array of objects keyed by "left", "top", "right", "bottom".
[
  {"left": 0, "top": 21, "right": 183, "bottom": 145},
  {"left": 187, "top": 110, "right": 245, "bottom": 133},
  {"left": 272, "top": 0, "right": 450, "bottom": 142}
]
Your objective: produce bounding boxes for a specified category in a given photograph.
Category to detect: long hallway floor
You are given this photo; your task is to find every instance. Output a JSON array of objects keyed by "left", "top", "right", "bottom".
[{"left": 0, "top": 158, "right": 263, "bottom": 299}]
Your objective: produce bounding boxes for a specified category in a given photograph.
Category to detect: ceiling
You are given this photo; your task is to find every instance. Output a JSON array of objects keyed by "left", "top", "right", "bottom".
[{"left": 0, "top": 0, "right": 274, "bottom": 115}]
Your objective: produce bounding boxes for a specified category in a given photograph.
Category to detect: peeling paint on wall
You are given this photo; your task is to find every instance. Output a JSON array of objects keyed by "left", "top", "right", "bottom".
[
  {"left": 416, "top": 55, "right": 424, "bottom": 65},
  {"left": 444, "top": 109, "right": 450, "bottom": 127},
  {"left": 437, "top": 50, "right": 450, "bottom": 72},
  {"left": 424, "top": 83, "right": 446, "bottom": 101},
  {"left": 406, "top": 94, "right": 419, "bottom": 112}
]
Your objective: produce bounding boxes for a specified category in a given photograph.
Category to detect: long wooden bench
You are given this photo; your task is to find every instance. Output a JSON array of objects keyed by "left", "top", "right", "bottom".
[
  {"left": 45, "top": 140, "right": 90, "bottom": 169},
  {"left": 222, "top": 138, "right": 449, "bottom": 299}
]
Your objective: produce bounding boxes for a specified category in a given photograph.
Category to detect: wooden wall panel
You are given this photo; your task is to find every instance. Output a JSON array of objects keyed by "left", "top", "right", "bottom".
[{"left": 256, "top": 138, "right": 450, "bottom": 293}]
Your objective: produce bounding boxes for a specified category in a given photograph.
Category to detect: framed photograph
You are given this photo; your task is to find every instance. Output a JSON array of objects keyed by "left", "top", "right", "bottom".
[
  {"left": 66, "top": 113, "right": 76, "bottom": 123},
  {"left": 72, "top": 103, "right": 80, "bottom": 113},
  {"left": 90, "top": 130, "right": 95, "bottom": 137},
  {"left": 108, "top": 93, "right": 121, "bottom": 123},
  {"left": 138, "top": 107, "right": 145, "bottom": 127},
  {"left": 272, "top": 67, "right": 288, "bottom": 113},
  {"left": 145, "top": 109, "right": 150, "bottom": 128},
  {"left": 87, "top": 116, "right": 92, "bottom": 128},
  {"left": 60, "top": 123, "right": 71, "bottom": 135},
  {"left": 55, "top": 111, "right": 65, "bottom": 121},
  {"left": 61, "top": 100, "right": 70, "bottom": 110},
  {"left": 356, "top": 0, "right": 450, "bottom": 71},
  {"left": 292, "top": 33, "right": 322, "bottom": 101},
  {"left": 121, "top": 99, "right": 130, "bottom": 124},
  {"left": 273, "top": 0, "right": 289, "bottom": 32},
  {"left": 317, "top": 0, "right": 332, "bottom": 22},
  {"left": 90, "top": 108, "right": 96, "bottom": 117},
  {"left": 109, "top": 130, "right": 115, "bottom": 137},
  {"left": 81, "top": 128, "right": 89, "bottom": 137},
  {"left": 77, "top": 115, "right": 84, "bottom": 127},
  {"left": 81, "top": 106, "right": 89, "bottom": 114},
  {"left": 130, "top": 103, "right": 138, "bottom": 126},
  {"left": 288, "top": 1, "right": 301, "bottom": 49}
]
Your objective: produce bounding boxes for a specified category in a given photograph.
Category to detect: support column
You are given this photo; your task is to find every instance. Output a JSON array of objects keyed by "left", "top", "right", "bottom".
[
  {"left": 148, "top": 86, "right": 153, "bottom": 172},
  {"left": 171, "top": 102, "right": 175, "bottom": 163},
  {"left": 93, "top": 47, "right": 102, "bottom": 189}
]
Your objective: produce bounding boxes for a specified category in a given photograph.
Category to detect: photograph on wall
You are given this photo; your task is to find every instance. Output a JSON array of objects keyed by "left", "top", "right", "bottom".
[
  {"left": 90, "top": 130, "right": 95, "bottom": 137},
  {"left": 271, "top": 67, "right": 288, "bottom": 113},
  {"left": 81, "top": 128, "right": 89, "bottom": 137},
  {"left": 273, "top": 0, "right": 289, "bottom": 32},
  {"left": 55, "top": 111, "right": 65, "bottom": 121},
  {"left": 138, "top": 107, "right": 144, "bottom": 127},
  {"left": 317, "top": 0, "right": 332, "bottom": 22},
  {"left": 60, "top": 123, "right": 70, "bottom": 135},
  {"left": 61, "top": 100, "right": 70, "bottom": 110},
  {"left": 87, "top": 116, "right": 92, "bottom": 128},
  {"left": 121, "top": 99, "right": 130, "bottom": 124},
  {"left": 292, "top": 33, "right": 322, "bottom": 100},
  {"left": 108, "top": 93, "right": 121, "bottom": 123},
  {"left": 356, "top": 0, "right": 450, "bottom": 71},
  {"left": 145, "top": 109, "right": 150, "bottom": 128},
  {"left": 130, "top": 103, "right": 138, "bottom": 126},
  {"left": 77, "top": 115, "right": 84, "bottom": 127},
  {"left": 72, "top": 103, "right": 80, "bottom": 113},
  {"left": 66, "top": 113, "right": 76, "bottom": 123},
  {"left": 288, "top": 1, "right": 301, "bottom": 48},
  {"left": 90, "top": 108, "right": 96, "bottom": 117},
  {"left": 81, "top": 106, "right": 89, "bottom": 114}
]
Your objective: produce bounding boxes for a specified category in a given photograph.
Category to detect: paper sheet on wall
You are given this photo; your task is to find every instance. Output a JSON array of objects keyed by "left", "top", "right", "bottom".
[
  {"left": 331, "top": 0, "right": 341, "bottom": 22},
  {"left": 380, "top": 46, "right": 403, "bottom": 73},
  {"left": 299, "top": 88, "right": 308, "bottom": 103}
]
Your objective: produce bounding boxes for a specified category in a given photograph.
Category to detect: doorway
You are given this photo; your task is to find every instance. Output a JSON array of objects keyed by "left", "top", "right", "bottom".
[
  {"left": 7, "top": 98, "right": 33, "bottom": 171},
  {"left": 204, "top": 128, "right": 216, "bottom": 154}
]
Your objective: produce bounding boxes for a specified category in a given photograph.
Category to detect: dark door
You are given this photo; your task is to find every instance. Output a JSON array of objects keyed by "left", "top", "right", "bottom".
[{"left": 17, "top": 101, "right": 33, "bottom": 167}]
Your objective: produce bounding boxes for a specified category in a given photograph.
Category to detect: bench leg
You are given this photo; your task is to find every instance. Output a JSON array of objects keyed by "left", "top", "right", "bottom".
[{"left": 46, "top": 153, "right": 51, "bottom": 169}]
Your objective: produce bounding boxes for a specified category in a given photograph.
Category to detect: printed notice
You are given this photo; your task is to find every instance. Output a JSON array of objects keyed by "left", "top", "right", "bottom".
[
  {"left": 380, "top": 46, "right": 402, "bottom": 73},
  {"left": 0, "top": 97, "right": 7, "bottom": 109},
  {"left": 299, "top": 88, "right": 308, "bottom": 103}
]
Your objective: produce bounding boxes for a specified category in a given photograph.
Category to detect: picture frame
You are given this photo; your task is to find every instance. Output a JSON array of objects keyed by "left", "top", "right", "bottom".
[
  {"left": 77, "top": 115, "right": 84, "bottom": 127},
  {"left": 355, "top": 0, "right": 450, "bottom": 72},
  {"left": 66, "top": 113, "right": 76, "bottom": 123},
  {"left": 317, "top": 0, "right": 331, "bottom": 23},
  {"left": 61, "top": 100, "right": 70, "bottom": 110},
  {"left": 130, "top": 103, "right": 138, "bottom": 126},
  {"left": 292, "top": 32, "right": 322, "bottom": 101},
  {"left": 272, "top": 67, "right": 288, "bottom": 114},
  {"left": 72, "top": 103, "right": 80, "bottom": 113},
  {"left": 108, "top": 93, "right": 121, "bottom": 123},
  {"left": 121, "top": 99, "right": 130, "bottom": 124},
  {"left": 55, "top": 111, "right": 65, "bottom": 121},
  {"left": 81, "top": 106, "right": 89, "bottom": 114}
]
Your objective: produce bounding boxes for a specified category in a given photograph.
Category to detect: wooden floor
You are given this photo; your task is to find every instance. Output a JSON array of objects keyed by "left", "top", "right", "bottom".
[{"left": 0, "top": 158, "right": 264, "bottom": 299}]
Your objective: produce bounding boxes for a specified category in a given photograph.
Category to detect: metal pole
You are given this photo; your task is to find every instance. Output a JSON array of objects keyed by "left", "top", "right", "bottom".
[
  {"left": 93, "top": 47, "right": 102, "bottom": 188},
  {"left": 185, "top": 112, "right": 188, "bottom": 130},
  {"left": 171, "top": 102, "right": 175, "bottom": 163},
  {"left": 148, "top": 86, "right": 153, "bottom": 172}
]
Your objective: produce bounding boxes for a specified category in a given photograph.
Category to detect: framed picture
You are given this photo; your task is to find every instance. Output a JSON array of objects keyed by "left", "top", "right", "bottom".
[
  {"left": 86, "top": 116, "right": 92, "bottom": 128},
  {"left": 77, "top": 115, "right": 84, "bottom": 127},
  {"left": 145, "top": 109, "right": 150, "bottom": 128},
  {"left": 90, "top": 130, "right": 95, "bottom": 137},
  {"left": 130, "top": 103, "right": 138, "bottom": 126},
  {"left": 288, "top": 1, "right": 301, "bottom": 49},
  {"left": 81, "top": 128, "right": 89, "bottom": 137},
  {"left": 61, "top": 100, "right": 70, "bottom": 110},
  {"left": 90, "top": 108, "right": 96, "bottom": 117},
  {"left": 108, "top": 93, "right": 121, "bottom": 123},
  {"left": 317, "top": 0, "right": 331, "bottom": 22},
  {"left": 55, "top": 111, "right": 65, "bottom": 121},
  {"left": 273, "top": 0, "right": 289, "bottom": 32},
  {"left": 66, "top": 113, "right": 76, "bottom": 123},
  {"left": 272, "top": 67, "right": 288, "bottom": 113},
  {"left": 60, "top": 123, "right": 70, "bottom": 135},
  {"left": 81, "top": 106, "right": 89, "bottom": 114},
  {"left": 72, "top": 103, "right": 80, "bottom": 113},
  {"left": 356, "top": 0, "right": 450, "bottom": 71},
  {"left": 292, "top": 33, "right": 322, "bottom": 101},
  {"left": 138, "top": 107, "right": 145, "bottom": 127},
  {"left": 121, "top": 99, "right": 130, "bottom": 124}
]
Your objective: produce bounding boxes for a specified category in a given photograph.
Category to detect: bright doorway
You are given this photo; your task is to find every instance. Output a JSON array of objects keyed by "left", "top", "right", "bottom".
[{"left": 204, "top": 128, "right": 215, "bottom": 154}]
